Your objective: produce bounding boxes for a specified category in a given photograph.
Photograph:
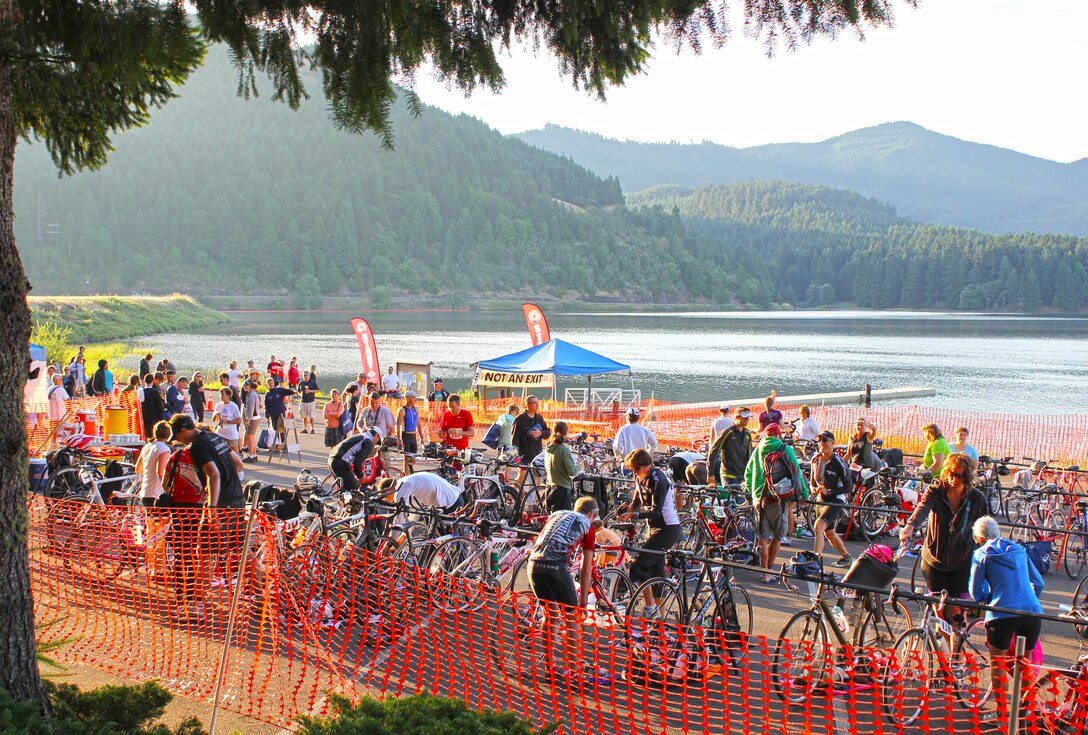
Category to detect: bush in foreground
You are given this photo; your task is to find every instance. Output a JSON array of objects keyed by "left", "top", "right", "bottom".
[
  {"left": 297, "top": 693, "right": 555, "bottom": 735},
  {"left": 0, "top": 681, "right": 205, "bottom": 735}
]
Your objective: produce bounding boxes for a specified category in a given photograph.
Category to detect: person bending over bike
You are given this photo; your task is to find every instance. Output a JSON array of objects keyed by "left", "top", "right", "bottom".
[
  {"left": 528, "top": 495, "right": 600, "bottom": 679},
  {"left": 378, "top": 472, "right": 465, "bottom": 516},
  {"left": 968, "top": 515, "right": 1044, "bottom": 716},
  {"left": 617, "top": 448, "right": 681, "bottom": 617},
  {"left": 327, "top": 427, "right": 381, "bottom": 493}
]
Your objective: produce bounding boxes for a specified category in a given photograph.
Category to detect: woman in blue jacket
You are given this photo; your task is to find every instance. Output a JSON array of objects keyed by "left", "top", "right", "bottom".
[{"left": 968, "top": 516, "right": 1044, "bottom": 713}]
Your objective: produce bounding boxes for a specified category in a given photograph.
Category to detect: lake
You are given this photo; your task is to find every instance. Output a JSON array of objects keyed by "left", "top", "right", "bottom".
[{"left": 123, "top": 310, "right": 1088, "bottom": 414}]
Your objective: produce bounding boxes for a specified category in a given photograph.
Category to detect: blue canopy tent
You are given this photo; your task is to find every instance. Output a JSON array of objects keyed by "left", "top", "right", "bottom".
[
  {"left": 476, "top": 338, "right": 629, "bottom": 376},
  {"left": 473, "top": 338, "right": 630, "bottom": 401}
]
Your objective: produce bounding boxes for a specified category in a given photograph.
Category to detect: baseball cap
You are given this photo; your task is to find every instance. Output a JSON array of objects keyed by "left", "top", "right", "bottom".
[
  {"left": 167, "top": 414, "right": 196, "bottom": 440},
  {"left": 405, "top": 390, "right": 417, "bottom": 398},
  {"left": 764, "top": 422, "right": 782, "bottom": 436},
  {"left": 735, "top": 407, "right": 752, "bottom": 418},
  {"left": 369, "top": 426, "right": 384, "bottom": 440},
  {"left": 433, "top": 378, "right": 443, "bottom": 384},
  {"left": 719, "top": 404, "right": 730, "bottom": 412},
  {"left": 626, "top": 407, "right": 640, "bottom": 418},
  {"left": 818, "top": 430, "right": 836, "bottom": 442}
]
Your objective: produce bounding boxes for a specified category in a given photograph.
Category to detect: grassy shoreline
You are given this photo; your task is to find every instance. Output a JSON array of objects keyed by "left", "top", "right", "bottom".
[{"left": 30, "top": 294, "right": 229, "bottom": 344}]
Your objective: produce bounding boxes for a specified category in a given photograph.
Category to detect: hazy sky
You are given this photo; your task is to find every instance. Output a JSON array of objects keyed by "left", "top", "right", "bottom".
[{"left": 414, "top": 1, "right": 1087, "bottom": 163}]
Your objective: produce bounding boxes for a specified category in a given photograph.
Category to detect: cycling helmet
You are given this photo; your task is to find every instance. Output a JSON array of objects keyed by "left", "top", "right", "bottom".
[{"left": 294, "top": 468, "right": 320, "bottom": 493}]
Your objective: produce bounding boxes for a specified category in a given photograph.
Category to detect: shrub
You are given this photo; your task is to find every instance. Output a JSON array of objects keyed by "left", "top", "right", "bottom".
[
  {"left": 0, "top": 681, "right": 206, "bottom": 735},
  {"left": 296, "top": 693, "right": 554, "bottom": 735}
]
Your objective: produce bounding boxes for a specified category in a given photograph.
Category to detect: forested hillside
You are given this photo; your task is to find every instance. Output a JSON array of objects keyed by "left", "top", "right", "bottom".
[
  {"left": 631, "top": 181, "right": 1088, "bottom": 311},
  {"left": 518, "top": 123, "right": 1088, "bottom": 236},
  {"left": 14, "top": 46, "right": 766, "bottom": 306},
  {"left": 15, "top": 47, "right": 1087, "bottom": 311}
]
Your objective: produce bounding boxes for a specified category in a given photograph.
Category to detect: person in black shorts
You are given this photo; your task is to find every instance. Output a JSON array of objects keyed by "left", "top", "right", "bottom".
[
  {"left": 528, "top": 496, "right": 600, "bottom": 677},
  {"left": 811, "top": 431, "right": 853, "bottom": 568},
  {"left": 617, "top": 449, "right": 681, "bottom": 617},
  {"left": 968, "top": 515, "right": 1045, "bottom": 714}
]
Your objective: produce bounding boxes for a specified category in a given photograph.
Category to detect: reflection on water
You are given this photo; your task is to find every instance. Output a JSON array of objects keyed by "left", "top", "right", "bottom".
[{"left": 125, "top": 311, "right": 1088, "bottom": 414}]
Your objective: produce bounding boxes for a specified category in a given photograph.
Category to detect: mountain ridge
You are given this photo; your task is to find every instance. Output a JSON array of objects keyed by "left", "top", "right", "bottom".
[{"left": 515, "top": 122, "right": 1088, "bottom": 235}]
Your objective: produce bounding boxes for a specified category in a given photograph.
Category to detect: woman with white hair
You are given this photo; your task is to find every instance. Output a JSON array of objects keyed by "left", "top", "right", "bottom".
[{"left": 968, "top": 515, "right": 1045, "bottom": 711}]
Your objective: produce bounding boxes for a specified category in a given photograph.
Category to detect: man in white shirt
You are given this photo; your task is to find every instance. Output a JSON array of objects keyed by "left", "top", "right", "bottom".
[
  {"left": 707, "top": 404, "right": 731, "bottom": 486},
  {"left": 381, "top": 366, "right": 402, "bottom": 399},
  {"left": 227, "top": 360, "right": 242, "bottom": 388},
  {"left": 48, "top": 374, "right": 69, "bottom": 424},
  {"left": 613, "top": 407, "right": 658, "bottom": 462},
  {"left": 797, "top": 404, "right": 821, "bottom": 443}
]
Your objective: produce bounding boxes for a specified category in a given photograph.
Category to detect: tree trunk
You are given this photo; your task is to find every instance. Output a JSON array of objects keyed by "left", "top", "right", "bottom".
[{"left": 0, "top": 0, "right": 47, "bottom": 708}]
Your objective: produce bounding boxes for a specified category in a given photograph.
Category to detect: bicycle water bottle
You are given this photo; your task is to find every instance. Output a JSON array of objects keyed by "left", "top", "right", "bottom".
[
  {"left": 830, "top": 605, "right": 849, "bottom": 635},
  {"left": 489, "top": 547, "right": 500, "bottom": 575}
]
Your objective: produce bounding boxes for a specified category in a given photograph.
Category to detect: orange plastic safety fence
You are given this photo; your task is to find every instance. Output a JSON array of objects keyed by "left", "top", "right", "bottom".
[
  {"left": 28, "top": 495, "right": 1067, "bottom": 734},
  {"left": 437, "top": 399, "right": 1088, "bottom": 468}
]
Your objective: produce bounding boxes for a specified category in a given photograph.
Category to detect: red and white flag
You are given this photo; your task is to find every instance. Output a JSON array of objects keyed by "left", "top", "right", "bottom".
[
  {"left": 350, "top": 317, "right": 381, "bottom": 387},
  {"left": 521, "top": 303, "right": 551, "bottom": 346}
]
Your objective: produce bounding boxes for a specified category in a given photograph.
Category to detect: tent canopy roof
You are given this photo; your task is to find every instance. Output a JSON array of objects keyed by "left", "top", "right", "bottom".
[
  {"left": 29, "top": 343, "right": 47, "bottom": 361},
  {"left": 476, "top": 339, "right": 630, "bottom": 377}
]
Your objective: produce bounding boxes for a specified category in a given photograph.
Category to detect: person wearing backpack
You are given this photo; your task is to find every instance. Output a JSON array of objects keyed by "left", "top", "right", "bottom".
[{"left": 745, "top": 422, "right": 809, "bottom": 583}]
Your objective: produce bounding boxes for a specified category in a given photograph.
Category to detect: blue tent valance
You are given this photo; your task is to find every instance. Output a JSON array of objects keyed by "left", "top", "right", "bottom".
[
  {"left": 476, "top": 339, "right": 629, "bottom": 376},
  {"left": 29, "top": 343, "right": 47, "bottom": 361}
]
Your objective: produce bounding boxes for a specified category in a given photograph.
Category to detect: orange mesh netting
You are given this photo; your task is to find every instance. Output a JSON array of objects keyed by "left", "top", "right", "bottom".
[{"left": 29, "top": 496, "right": 1082, "bottom": 734}]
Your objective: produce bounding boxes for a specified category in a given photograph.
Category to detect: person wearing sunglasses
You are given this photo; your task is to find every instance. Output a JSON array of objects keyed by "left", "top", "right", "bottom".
[{"left": 901, "top": 453, "right": 988, "bottom": 632}]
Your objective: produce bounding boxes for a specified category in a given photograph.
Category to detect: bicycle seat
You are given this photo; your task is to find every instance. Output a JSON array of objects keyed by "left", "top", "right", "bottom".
[
  {"left": 110, "top": 490, "right": 139, "bottom": 500},
  {"left": 258, "top": 500, "right": 285, "bottom": 513},
  {"left": 609, "top": 522, "right": 635, "bottom": 532},
  {"left": 1069, "top": 465, "right": 1081, "bottom": 472}
]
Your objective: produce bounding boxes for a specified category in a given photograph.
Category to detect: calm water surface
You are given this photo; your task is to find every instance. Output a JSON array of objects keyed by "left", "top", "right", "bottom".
[{"left": 124, "top": 311, "right": 1088, "bottom": 414}]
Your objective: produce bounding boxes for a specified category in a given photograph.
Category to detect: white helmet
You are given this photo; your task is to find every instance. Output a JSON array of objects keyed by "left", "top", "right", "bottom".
[
  {"left": 294, "top": 468, "right": 320, "bottom": 492},
  {"left": 368, "top": 426, "right": 383, "bottom": 440}
]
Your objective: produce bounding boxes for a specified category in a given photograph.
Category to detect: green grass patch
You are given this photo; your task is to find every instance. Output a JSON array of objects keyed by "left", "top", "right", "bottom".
[{"left": 30, "top": 294, "right": 229, "bottom": 344}]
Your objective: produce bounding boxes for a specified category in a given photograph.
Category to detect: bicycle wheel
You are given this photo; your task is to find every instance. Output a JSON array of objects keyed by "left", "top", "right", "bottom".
[
  {"left": 45, "top": 497, "right": 82, "bottom": 556},
  {"left": 593, "top": 567, "right": 633, "bottom": 626},
  {"left": 631, "top": 578, "right": 678, "bottom": 626},
  {"left": 678, "top": 515, "right": 706, "bottom": 554},
  {"left": 880, "top": 628, "right": 936, "bottom": 727},
  {"left": 691, "top": 581, "right": 752, "bottom": 667},
  {"left": 951, "top": 616, "right": 993, "bottom": 708},
  {"left": 726, "top": 508, "right": 756, "bottom": 545},
  {"left": 44, "top": 467, "right": 101, "bottom": 500},
  {"left": 856, "top": 596, "right": 913, "bottom": 651},
  {"left": 858, "top": 488, "right": 890, "bottom": 542},
  {"left": 80, "top": 520, "right": 126, "bottom": 579},
  {"left": 770, "top": 609, "right": 829, "bottom": 703},
  {"left": 427, "top": 537, "right": 486, "bottom": 612},
  {"left": 1063, "top": 522, "right": 1086, "bottom": 579},
  {"left": 490, "top": 596, "right": 549, "bottom": 686},
  {"left": 1023, "top": 669, "right": 1084, "bottom": 735}
]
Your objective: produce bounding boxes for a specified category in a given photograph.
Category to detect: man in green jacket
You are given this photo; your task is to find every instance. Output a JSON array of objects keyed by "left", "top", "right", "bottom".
[{"left": 745, "top": 423, "right": 809, "bottom": 583}]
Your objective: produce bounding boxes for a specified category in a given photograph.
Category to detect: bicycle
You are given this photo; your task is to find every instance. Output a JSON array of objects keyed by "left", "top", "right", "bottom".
[
  {"left": 677, "top": 486, "right": 755, "bottom": 555},
  {"left": 626, "top": 545, "right": 754, "bottom": 672},
  {"left": 426, "top": 512, "right": 535, "bottom": 612},
  {"left": 771, "top": 560, "right": 913, "bottom": 704},
  {"left": 1060, "top": 499, "right": 1088, "bottom": 579},
  {"left": 490, "top": 530, "right": 638, "bottom": 689},
  {"left": 878, "top": 587, "right": 994, "bottom": 726}
]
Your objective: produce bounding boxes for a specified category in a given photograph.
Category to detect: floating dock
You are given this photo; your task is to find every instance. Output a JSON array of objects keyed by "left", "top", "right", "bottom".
[{"left": 679, "top": 386, "right": 935, "bottom": 410}]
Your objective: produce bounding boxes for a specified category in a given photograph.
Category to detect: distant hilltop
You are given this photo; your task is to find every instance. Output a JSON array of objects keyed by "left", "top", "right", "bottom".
[{"left": 515, "top": 122, "right": 1088, "bottom": 236}]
